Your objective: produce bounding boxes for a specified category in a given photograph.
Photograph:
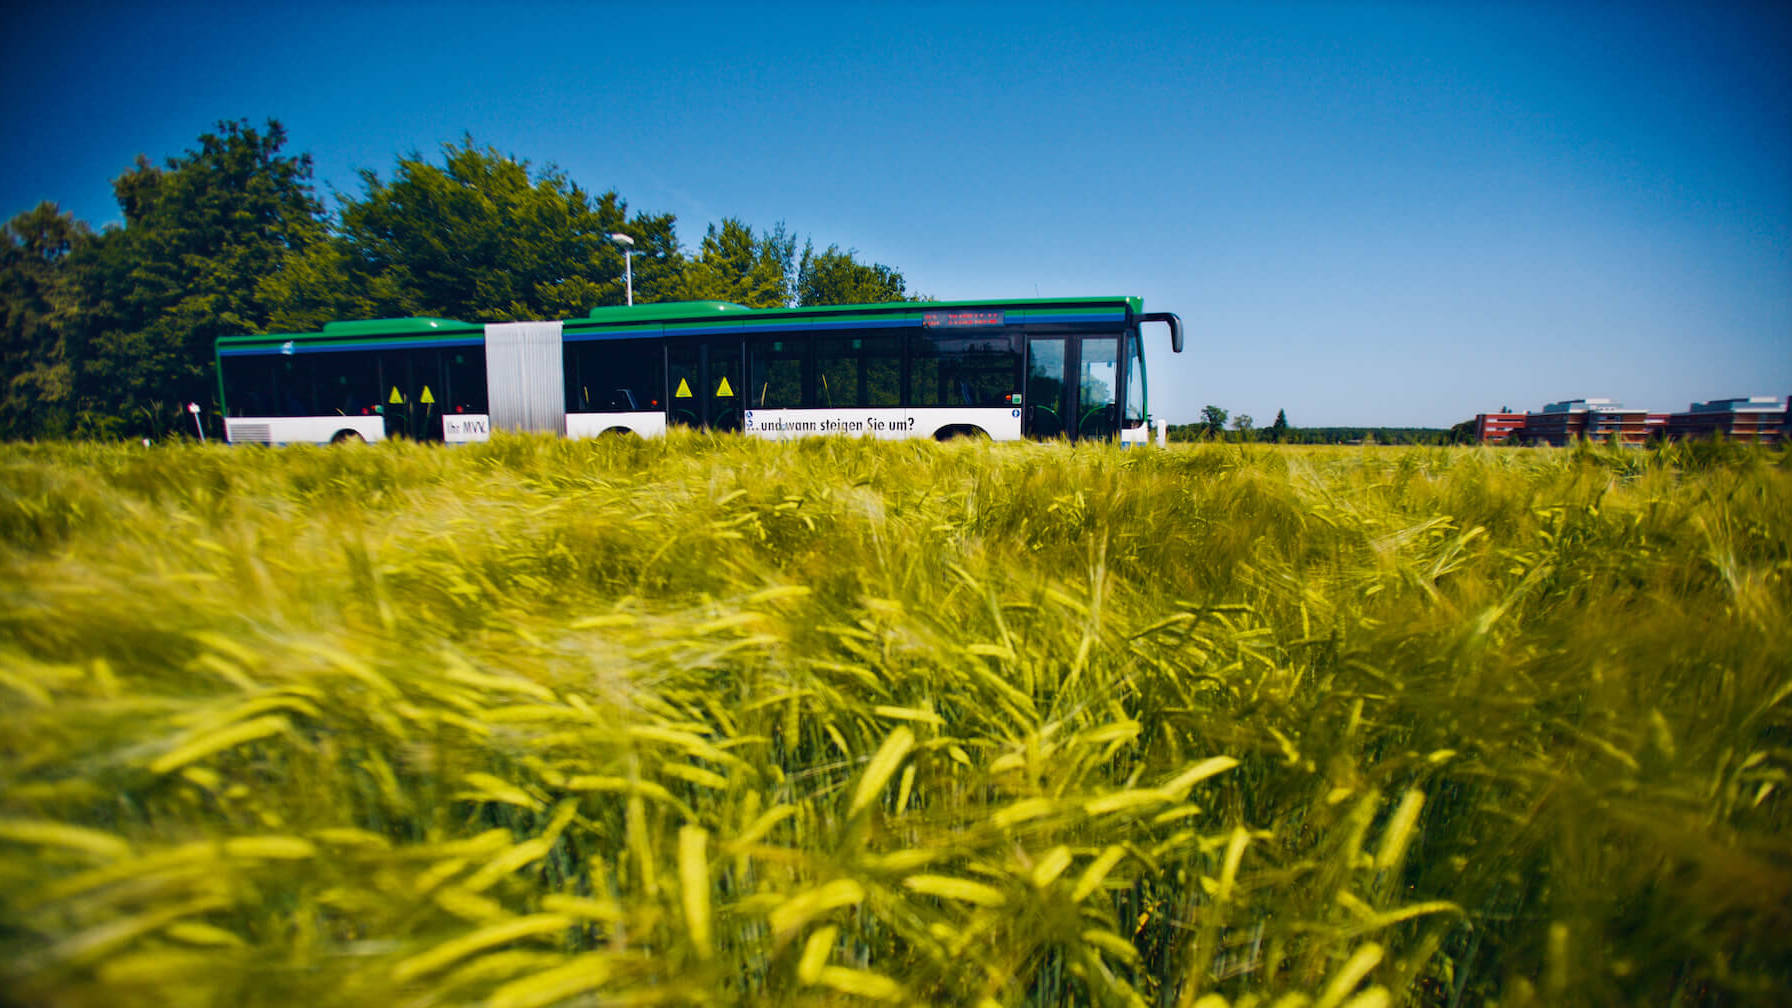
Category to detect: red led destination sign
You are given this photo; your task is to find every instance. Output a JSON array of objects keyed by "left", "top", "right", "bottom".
[{"left": 923, "top": 310, "right": 1006, "bottom": 328}]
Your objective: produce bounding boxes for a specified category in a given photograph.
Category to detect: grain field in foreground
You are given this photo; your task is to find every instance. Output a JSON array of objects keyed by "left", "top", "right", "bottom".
[{"left": 1, "top": 434, "right": 1788, "bottom": 1007}]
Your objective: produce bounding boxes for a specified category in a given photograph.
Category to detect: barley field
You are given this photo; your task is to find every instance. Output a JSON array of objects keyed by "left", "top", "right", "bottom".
[{"left": 1, "top": 434, "right": 1788, "bottom": 1007}]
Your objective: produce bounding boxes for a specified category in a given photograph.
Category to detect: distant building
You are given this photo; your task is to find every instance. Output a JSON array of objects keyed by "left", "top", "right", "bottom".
[
  {"left": 1583, "top": 406, "right": 1652, "bottom": 445},
  {"left": 1521, "top": 399, "right": 1650, "bottom": 446},
  {"left": 1462, "top": 395, "right": 1788, "bottom": 446},
  {"left": 1666, "top": 396, "right": 1786, "bottom": 444},
  {"left": 1473, "top": 412, "right": 1526, "bottom": 444}
]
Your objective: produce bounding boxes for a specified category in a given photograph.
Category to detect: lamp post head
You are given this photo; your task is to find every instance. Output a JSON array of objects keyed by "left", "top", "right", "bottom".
[{"left": 608, "top": 233, "right": 636, "bottom": 305}]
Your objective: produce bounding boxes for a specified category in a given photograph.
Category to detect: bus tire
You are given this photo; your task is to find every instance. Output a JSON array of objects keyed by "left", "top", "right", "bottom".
[
  {"left": 600, "top": 426, "right": 636, "bottom": 438},
  {"left": 330, "top": 429, "right": 366, "bottom": 444},
  {"left": 934, "top": 425, "right": 989, "bottom": 441}
]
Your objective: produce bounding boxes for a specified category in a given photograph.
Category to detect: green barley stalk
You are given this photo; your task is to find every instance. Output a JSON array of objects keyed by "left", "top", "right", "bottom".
[{"left": 0, "top": 435, "right": 1786, "bottom": 1006}]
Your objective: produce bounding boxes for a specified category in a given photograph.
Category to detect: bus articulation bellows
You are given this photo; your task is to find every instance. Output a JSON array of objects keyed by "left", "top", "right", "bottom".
[{"left": 215, "top": 297, "right": 1183, "bottom": 446}]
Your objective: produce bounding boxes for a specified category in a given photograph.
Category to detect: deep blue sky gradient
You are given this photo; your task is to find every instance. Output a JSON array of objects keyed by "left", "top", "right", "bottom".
[{"left": 4, "top": 1, "right": 1787, "bottom": 425}]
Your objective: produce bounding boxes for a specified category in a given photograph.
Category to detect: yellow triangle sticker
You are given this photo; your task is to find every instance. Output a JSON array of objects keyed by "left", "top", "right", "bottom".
[
  {"left": 675, "top": 378, "right": 693, "bottom": 399},
  {"left": 388, "top": 386, "right": 404, "bottom": 404},
  {"left": 419, "top": 386, "right": 435, "bottom": 405},
  {"left": 715, "top": 376, "right": 734, "bottom": 398}
]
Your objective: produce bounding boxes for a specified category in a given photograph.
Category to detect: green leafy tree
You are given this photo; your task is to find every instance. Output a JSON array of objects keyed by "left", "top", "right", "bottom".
[
  {"left": 2, "top": 123, "right": 931, "bottom": 438},
  {"left": 1199, "top": 404, "right": 1229, "bottom": 439},
  {"left": 1270, "top": 408, "right": 1289, "bottom": 443},
  {"left": 70, "top": 119, "right": 326, "bottom": 436},
  {"left": 266, "top": 137, "right": 681, "bottom": 327},
  {"left": 679, "top": 219, "right": 795, "bottom": 308},
  {"left": 1232, "top": 413, "right": 1255, "bottom": 441},
  {"left": 1, "top": 203, "right": 92, "bottom": 436},
  {"left": 795, "top": 242, "right": 906, "bottom": 306}
]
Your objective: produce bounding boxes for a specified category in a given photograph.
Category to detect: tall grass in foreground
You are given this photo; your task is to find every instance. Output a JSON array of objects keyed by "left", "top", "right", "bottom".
[{"left": 1, "top": 434, "right": 1787, "bottom": 1006}]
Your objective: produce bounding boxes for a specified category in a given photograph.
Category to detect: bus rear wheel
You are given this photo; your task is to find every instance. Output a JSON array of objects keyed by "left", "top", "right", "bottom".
[
  {"left": 934, "top": 425, "right": 989, "bottom": 441},
  {"left": 330, "top": 429, "right": 365, "bottom": 444}
]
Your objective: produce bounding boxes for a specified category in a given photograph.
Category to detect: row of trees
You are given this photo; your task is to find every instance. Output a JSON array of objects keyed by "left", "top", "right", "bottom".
[
  {"left": 1167, "top": 406, "right": 1292, "bottom": 442},
  {"left": 1, "top": 119, "right": 911, "bottom": 438},
  {"left": 1168, "top": 406, "right": 1450, "bottom": 444}
]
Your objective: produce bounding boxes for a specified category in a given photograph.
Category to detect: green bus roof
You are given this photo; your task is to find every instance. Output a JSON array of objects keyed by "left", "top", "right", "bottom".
[
  {"left": 320, "top": 317, "right": 473, "bottom": 336},
  {"left": 216, "top": 317, "right": 479, "bottom": 349},
  {"left": 583, "top": 301, "right": 751, "bottom": 322}
]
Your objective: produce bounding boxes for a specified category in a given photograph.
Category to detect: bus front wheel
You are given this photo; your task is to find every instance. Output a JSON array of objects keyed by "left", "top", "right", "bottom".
[{"left": 330, "top": 429, "right": 366, "bottom": 444}]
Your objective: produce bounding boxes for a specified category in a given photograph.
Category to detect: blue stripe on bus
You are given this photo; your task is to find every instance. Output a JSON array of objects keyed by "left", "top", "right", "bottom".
[
  {"left": 661, "top": 315, "right": 1083, "bottom": 337},
  {"left": 568, "top": 313, "right": 1125, "bottom": 339},
  {"left": 563, "top": 329, "right": 662, "bottom": 343},
  {"left": 1025, "top": 312, "right": 1126, "bottom": 324}
]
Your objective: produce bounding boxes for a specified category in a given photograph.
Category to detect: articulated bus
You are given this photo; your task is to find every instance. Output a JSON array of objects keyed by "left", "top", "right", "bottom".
[{"left": 214, "top": 297, "right": 1183, "bottom": 446}]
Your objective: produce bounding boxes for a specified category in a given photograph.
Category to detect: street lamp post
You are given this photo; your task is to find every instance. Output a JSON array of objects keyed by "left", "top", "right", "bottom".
[{"left": 607, "top": 232, "right": 636, "bottom": 306}]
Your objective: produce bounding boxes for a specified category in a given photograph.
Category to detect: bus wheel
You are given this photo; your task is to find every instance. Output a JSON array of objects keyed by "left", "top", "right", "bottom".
[
  {"left": 934, "top": 425, "right": 989, "bottom": 441},
  {"left": 600, "top": 426, "right": 637, "bottom": 438},
  {"left": 330, "top": 429, "right": 366, "bottom": 444}
]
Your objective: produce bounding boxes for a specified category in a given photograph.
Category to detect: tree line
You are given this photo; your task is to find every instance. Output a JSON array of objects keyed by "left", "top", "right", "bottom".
[
  {"left": 0, "top": 119, "right": 912, "bottom": 439},
  {"left": 1167, "top": 406, "right": 1450, "bottom": 444}
]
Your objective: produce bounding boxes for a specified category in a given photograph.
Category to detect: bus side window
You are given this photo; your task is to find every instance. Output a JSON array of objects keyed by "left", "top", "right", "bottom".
[
  {"left": 284, "top": 355, "right": 331, "bottom": 416},
  {"left": 563, "top": 338, "right": 660, "bottom": 414},
  {"left": 905, "top": 327, "right": 943, "bottom": 407},
  {"left": 564, "top": 343, "right": 589, "bottom": 411},
  {"left": 816, "top": 334, "right": 901, "bottom": 408},
  {"left": 313, "top": 350, "right": 381, "bottom": 417},
  {"left": 816, "top": 334, "right": 854, "bottom": 407},
  {"left": 750, "top": 337, "right": 805, "bottom": 408},
  {"left": 865, "top": 336, "right": 900, "bottom": 406},
  {"left": 221, "top": 356, "right": 275, "bottom": 416},
  {"left": 929, "top": 335, "right": 1018, "bottom": 407},
  {"left": 445, "top": 349, "right": 487, "bottom": 415}
]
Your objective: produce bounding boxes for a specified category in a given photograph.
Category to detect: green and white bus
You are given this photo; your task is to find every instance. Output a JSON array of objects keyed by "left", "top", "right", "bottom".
[{"left": 215, "top": 297, "right": 1182, "bottom": 446}]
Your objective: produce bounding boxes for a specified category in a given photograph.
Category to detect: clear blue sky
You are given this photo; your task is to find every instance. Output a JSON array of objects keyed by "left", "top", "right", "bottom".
[{"left": 4, "top": 1, "right": 1788, "bottom": 426}]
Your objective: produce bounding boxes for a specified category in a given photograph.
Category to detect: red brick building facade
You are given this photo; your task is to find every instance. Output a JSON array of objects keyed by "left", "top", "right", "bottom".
[
  {"left": 1465, "top": 396, "right": 1787, "bottom": 445},
  {"left": 1665, "top": 397, "right": 1785, "bottom": 444}
]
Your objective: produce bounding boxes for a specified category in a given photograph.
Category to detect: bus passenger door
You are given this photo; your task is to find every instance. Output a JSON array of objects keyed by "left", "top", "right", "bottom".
[
  {"left": 667, "top": 339, "right": 743, "bottom": 432},
  {"left": 668, "top": 341, "right": 700, "bottom": 428},
  {"left": 706, "top": 341, "right": 742, "bottom": 431},
  {"left": 379, "top": 350, "right": 446, "bottom": 441},
  {"left": 379, "top": 351, "right": 415, "bottom": 440},
  {"left": 1025, "top": 336, "right": 1069, "bottom": 439}
]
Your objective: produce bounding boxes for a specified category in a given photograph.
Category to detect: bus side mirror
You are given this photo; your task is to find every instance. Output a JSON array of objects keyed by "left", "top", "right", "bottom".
[{"left": 1140, "top": 313, "right": 1183, "bottom": 354}]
